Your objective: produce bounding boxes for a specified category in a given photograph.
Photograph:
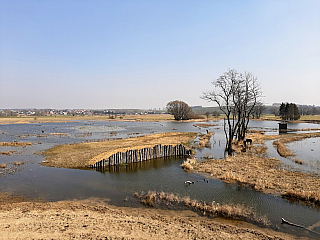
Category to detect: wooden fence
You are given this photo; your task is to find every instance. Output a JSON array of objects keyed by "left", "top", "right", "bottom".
[{"left": 90, "top": 144, "right": 191, "bottom": 168}]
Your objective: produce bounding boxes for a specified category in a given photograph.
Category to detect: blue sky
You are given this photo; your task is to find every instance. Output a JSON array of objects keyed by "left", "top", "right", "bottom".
[{"left": 1, "top": 0, "right": 319, "bottom": 109}]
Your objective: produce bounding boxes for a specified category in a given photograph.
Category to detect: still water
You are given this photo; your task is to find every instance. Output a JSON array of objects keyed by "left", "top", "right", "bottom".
[{"left": 0, "top": 120, "right": 319, "bottom": 238}]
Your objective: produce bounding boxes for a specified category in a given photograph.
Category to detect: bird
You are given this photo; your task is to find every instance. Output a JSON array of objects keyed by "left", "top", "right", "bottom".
[{"left": 184, "top": 181, "right": 194, "bottom": 184}]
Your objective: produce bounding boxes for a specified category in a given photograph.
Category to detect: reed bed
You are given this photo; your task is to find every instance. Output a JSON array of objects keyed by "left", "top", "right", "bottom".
[
  {"left": 272, "top": 132, "right": 320, "bottom": 158},
  {"left": 0, "top": 151, "right": 16, "bottom": 156},
  {"left": 49, "top": 133, "right": 68, "bottom": 136},
  {"left": 0, "top": 142, "right": 32, "bottom": 147},
  {"left": 193, "top": 123, "right": 218, "bottom": 128},
  {"left": 193, "top": 132, "right": 214, "bottom": 149},
  {"left": 135, "top": 191, "right": 269, "bottom": 225},
  {"left": 194, "top": 153, "right": 320, "bottom": 205},
  {"left": 180, "top": 158, "right": 197, "bottom": 171}
]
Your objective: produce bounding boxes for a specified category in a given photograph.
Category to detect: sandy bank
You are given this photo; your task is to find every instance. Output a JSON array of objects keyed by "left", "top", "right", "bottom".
[{"left": 0, "top": 193, "right": 295, "bottom": 240}]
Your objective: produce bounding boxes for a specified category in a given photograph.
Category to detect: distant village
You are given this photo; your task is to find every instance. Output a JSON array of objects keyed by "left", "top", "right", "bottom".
[
  {"left": 0, "top": 104, "right": 319, "bottom": 117},
  {"left": 0, "top": 108, "right": 166, "bottom": 117}
]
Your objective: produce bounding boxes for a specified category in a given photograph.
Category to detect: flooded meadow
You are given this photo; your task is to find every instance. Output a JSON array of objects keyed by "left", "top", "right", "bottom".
[{"left": 0, "top": 119, "right": 320, "bottom": 238}]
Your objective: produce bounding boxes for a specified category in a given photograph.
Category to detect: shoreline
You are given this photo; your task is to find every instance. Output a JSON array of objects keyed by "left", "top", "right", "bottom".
[
  {"left": 0, "top": 193, "right": 298, "bottom": 239},
  {"left": 1, "top": 114, "right": 319, "bottom": 125}
]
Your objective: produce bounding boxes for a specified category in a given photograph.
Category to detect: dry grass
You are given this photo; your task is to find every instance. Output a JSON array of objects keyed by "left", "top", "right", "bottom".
[
  {"left": 0, "top": 151, "right": 16, "bottom": 156},
  {"left": 0, "top": 142, "right": 32, "bottom": 147},
  {"left": 293, "top": 158, "right": 303, "bottom": 165},
  {"left": 180, "top": 158, "right": 197, "bottom": 171},
  {"left": 300, "top": 115, "right": 320, "bottom": 121},
  {"left": 272, "top": 132, "right": 320, "bottom": 158},
  {"left": 135, "top": 191, "right": 269, "bottom": 225},
  {"left": 193, "top": 132, "right": 214, "bottom": 149},
  {"left": 193, "top": 123, "right": 218, "bottom": 128},
  {"left": 49, "top": 133, "right": 68, "bottom": 136},
  {"left": 42, "top": 132, "right": 197, "bottom": 168},
  {"left": 194, "top": 153, "right": 320, "bottom": 205}
]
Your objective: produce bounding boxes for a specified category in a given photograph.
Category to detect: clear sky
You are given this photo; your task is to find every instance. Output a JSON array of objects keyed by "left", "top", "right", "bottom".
[{"left": 1, "top": 0, "right": 319, "bottom": 109}]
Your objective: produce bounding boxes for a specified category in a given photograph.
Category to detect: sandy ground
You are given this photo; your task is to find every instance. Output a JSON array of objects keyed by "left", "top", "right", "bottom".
[{"left": 0, "top": 194, "right": 297, "bottom": 240}]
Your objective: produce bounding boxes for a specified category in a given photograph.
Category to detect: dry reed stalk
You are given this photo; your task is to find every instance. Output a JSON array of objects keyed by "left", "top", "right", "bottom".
[{"left": 135, "top": 191, "right": 269, "bottom": 225}]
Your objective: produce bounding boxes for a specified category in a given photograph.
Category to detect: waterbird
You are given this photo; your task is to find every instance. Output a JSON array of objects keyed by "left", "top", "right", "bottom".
[{"left": 184, "top": 181, "right": 194, "bottom": 184}]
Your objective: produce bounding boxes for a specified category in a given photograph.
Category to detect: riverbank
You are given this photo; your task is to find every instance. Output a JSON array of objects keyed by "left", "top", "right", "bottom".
[
  {"left": 0, "top": 193, "right": 296, "bottom": 239},
  {"left": 41, "top": 132, "right": 197, "bottom": 168}
]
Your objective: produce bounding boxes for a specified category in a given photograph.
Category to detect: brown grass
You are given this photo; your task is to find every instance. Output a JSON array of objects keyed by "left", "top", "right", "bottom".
[
  {"left": 135, "top": 191, "right": 269, "bottom": 225},
  {"left": 42, "top": 132, "right": 197, "bottom": 168},
  {"left": 193, "top": 132, "right": 214, "bottom": 149},
  {"left": 180, "top": 158, "right": 197, "bottom": 171},
  {"left": 193, "top": 123, "right": 218, "bottom": 128},
  {"left": 49, "top": 133, "right": 68, "bottom": 136},
  {"left": 193, "top": 153, "right": 320, "bottom": 205},
  {"left": 0, "top": 151, "right": 16, "bottom": 156},
  {"left": 272, "top": 132, "right": 320, "bottom": 158},
  {"left": 0, "top": 142, "right": 33, "bottom": 147}
]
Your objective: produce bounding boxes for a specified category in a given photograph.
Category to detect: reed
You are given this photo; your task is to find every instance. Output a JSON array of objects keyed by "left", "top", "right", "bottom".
[
  {"left": 0, "top": 142, "right": 32, "bottom": 147},
  {"left": 135, "top": 191, "right": 269, "bottom": 225},
  {"left": 180, "top": 158, "right": 197, "bottom": 171},
  {"left": 194, "top": 153, "right": 320, "bottom": 205},
  {"left": 193, "top": 132, "right": 214, "bottom": 149}
]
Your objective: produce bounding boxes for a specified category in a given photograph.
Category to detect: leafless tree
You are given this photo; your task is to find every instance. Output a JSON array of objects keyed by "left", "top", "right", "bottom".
[
  {"left": 166, "top": 100, "right": 192, "bottom": 120},
  {"left": 201, "top": 69, "right": 261, "bottom": 153}
]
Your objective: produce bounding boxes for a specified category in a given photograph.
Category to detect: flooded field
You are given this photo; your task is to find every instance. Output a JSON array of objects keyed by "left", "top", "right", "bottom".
[{"left": 0, "top": 120, "right": 320, "bottom": 238}]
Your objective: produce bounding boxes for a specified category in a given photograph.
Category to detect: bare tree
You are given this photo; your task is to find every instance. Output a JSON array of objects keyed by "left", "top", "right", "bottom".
[
  {"left": 201, "top": 69, "right": 261, "bottom": 153},
  {"left": 166, "top": 100, "right": 193, "bottom": 121}
]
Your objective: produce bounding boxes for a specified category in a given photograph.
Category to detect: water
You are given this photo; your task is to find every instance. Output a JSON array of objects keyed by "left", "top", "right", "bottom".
[{"left": 0, "top": 119, "right": 320, "bottom": 238}]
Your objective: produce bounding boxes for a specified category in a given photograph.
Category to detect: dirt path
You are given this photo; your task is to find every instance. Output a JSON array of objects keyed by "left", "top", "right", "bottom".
[{"left": 0, "top": 194, "right": 296, "bottom": 240}]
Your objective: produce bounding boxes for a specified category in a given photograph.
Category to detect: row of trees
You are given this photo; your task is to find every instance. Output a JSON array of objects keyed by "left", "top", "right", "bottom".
[{"left": 279, "top": 102, "right": 300, "bottom": 120}]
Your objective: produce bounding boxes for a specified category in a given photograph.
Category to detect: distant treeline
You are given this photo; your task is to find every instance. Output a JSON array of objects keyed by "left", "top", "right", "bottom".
[{"left": 191, "top": 105, "right": 320, "bottom": 117}]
